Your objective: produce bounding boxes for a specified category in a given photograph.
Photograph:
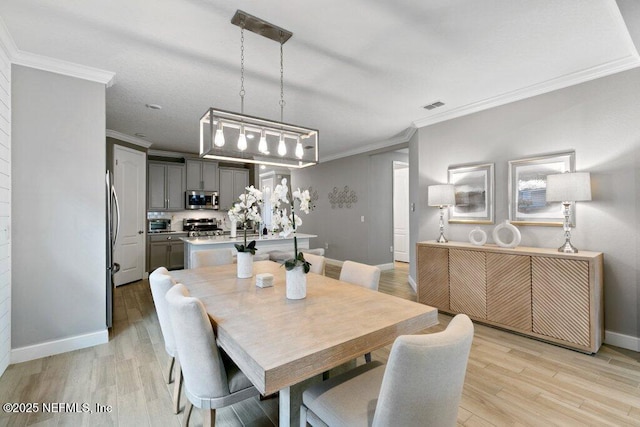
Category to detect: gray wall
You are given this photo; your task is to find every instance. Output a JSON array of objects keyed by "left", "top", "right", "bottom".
[
  {"left": 292, "top": 148, "right": 408, "bottom": 265},
  {"left": 12, "top": 65, "right": 106, "bottom": 348},
  {"left": 411, "top": 67, "right": 640, "bottom": 340}
]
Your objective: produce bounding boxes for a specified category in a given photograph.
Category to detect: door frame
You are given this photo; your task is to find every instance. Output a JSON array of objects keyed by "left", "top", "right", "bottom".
[
  {"left": 392, "top": 161, "right": 410, "bottom": 263},
  {"left": 113, "top": 144, "right": 147, "bottom": 285}
]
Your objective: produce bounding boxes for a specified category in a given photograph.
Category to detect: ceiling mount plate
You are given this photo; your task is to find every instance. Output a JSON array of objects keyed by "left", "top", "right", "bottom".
[{"left": 231, "top": 10, "right": 293, "bottom": 44}]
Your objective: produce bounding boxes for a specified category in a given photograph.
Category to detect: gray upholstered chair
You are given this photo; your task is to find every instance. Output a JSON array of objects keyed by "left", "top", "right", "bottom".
[
  {"left": 300, "top": 314, "right": 474, "bottom": 427},
  {"left": 339, "top": 260, "right": 380, "bottom": 291},
  {"left": 165, "top": 283, "right": 260, "bottom": 426},
  {"left": 304, "top": 252, "right": 326, "bottom": 275},
  {"left": 339, "top": 261, "right": 381, "bottom": 362},
  {"left": 149, "top": 267, "right": 183, "bottom": 414},
  {"left": 190, "top": 248, "right": 234, "bottom": 268}
]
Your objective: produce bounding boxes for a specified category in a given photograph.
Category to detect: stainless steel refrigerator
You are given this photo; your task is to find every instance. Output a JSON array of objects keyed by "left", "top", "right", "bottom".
[{"left": 106, "top": 171, "right": 120, "bottom": 328}]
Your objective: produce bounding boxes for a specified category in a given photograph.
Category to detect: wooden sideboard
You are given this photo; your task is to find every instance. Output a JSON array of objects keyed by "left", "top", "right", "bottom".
[{"left": 417, "top": 241, "right": 603, "bottom": 353}]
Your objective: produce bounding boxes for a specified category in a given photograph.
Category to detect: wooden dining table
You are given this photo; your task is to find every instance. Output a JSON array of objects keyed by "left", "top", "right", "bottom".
[{"left": 171, "top": 260, "right": 438, "bottom": 427}]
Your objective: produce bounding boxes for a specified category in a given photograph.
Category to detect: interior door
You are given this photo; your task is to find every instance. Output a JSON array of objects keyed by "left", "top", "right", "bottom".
[
  {"left": 393, "top": 162, "right": 410, "bottom": 262},
  {"left": 114, "top": 145, "right": 146, "bottom": 285}
]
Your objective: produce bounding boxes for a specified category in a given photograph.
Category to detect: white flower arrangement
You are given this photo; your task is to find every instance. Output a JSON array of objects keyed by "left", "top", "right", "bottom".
[
  {"left": 271, "top": 178, "right": 314, "bottom": 271},
  {"left": 228, "top": 185, "right": 263, "bottom": 253}
]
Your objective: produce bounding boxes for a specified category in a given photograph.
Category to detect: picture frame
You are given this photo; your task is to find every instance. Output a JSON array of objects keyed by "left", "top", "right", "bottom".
[
  {"left": 447, "top": 162, "right": 494, "bottom": 224},
  {"left": 508, "top": 151, "right": 575, "bottom": 226}
]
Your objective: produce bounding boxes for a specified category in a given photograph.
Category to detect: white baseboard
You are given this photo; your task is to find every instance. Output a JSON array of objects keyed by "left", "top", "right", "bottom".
[
  {"left": 11, "top": 329, "right": 109, "bottom": 364},
  {"left": 408, "top": 274, "right": 417, "bottom": 293},
  {"left": 376, "top": 263, "right": 395, "bottom": 271},
  {"left": 604, "top": 330, "right": 640, "bottom": 352}
]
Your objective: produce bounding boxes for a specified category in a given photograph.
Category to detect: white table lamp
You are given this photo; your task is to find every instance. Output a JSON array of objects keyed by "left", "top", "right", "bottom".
[
  {"left": 546, "top": 172, "right": 591, "bottom": 253},
  {"left": 428, "top": 184, "right": 456, "bottom": 243}
]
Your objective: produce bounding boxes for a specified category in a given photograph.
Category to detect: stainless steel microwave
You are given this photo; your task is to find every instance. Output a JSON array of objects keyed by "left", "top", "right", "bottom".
[{"left": 185, "top": 191, "right": 219, "bottom": 210}]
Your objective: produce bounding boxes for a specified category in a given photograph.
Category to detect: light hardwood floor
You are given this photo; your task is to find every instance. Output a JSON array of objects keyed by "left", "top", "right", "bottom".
[{"left": 1, "top": 262, "right": 639, "bottom": 426}]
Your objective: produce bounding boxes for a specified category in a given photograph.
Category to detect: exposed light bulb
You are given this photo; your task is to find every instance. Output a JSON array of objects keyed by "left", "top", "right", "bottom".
[
  {"left": 214, "top": 122, "right": 225, "bottom": 147},
  {"left": 258, "top": 130, "right": 268, "bottom": 153},
  {"left": 237, "top": 125, "right": 247, "bottom": 151},
  {"left": 278, "top": 134, "right": 287, "bottom": 156},
  {"left": 295, "top": 137, "right": 303, "bottom": 159}
]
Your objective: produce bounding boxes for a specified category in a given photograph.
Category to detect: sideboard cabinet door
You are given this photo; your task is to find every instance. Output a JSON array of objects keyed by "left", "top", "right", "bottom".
[
  {"left": 449, "top": 249, "right": 486, "bottom": 319},
  {"left": 486, "top": 253, "right": 532, "bottom": 331},
  {"left": 417, "top": 245, "right": 449, "bottom": 311},
  {"left": 532, "top": 257, "right": 590, "bottom": 347}
]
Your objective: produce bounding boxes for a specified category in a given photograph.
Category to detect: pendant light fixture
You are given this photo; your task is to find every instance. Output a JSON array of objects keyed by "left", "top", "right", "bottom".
[{"left": 199, "top": 10, "right": 319, "bottom": 169}]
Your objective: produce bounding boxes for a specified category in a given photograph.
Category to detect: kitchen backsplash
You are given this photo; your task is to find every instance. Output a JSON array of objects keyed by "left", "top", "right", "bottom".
[{"left": 147, "top": 210, "right": 232, "bottom": 231}]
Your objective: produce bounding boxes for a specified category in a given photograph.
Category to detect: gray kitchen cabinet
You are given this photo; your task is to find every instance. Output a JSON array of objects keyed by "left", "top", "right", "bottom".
[
  {"left": 186, "top": 159, "right": 218, "bottom": 191},
  {"left": 219, "top": 167, "right": 249, "bottom": 210},
  {"left": 148, "top": 161, "right": 185, "bottom": 211},
  {"left": 148, "top": 233, "right": 187, "bottom": 271}
]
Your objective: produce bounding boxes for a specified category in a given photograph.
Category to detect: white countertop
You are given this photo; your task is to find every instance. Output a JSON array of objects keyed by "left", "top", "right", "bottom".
[{"left": 180, "top": 233, "right": 317, "bottom": 246}]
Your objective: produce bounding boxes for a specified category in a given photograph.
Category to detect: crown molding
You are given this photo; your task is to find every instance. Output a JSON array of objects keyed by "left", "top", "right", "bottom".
[
  {"left": 413, "top": 54, "right": 640, "bottom": 129},
  {"left": 0, "top": 16, "right": 115, "bottom": 87},
  {"left": 321, "top": 126, "right": 416, "bottom": 163},
  {"left": 106, "top": 130, "right": 153, "bottom": 148}
]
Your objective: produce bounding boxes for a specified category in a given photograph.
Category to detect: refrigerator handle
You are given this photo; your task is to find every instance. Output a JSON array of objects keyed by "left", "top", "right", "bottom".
[{"left": 112, "top": 185, "right": 121, "bottom": 246}]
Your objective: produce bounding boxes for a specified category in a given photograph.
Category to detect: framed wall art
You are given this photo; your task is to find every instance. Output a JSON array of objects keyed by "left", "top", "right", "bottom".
[
  {"left": 447, "top": 162, "right": 494, "bottom": 224},
  {"left": 508, "top": 151, "right": 575, "bottom": 226}
]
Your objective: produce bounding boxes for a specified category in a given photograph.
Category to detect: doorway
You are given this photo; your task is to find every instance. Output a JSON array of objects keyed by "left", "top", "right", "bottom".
[
  {"left": 393, "top": 161, "right": 410, "bottom": 263},
  {"left": 113, "top": 145, "right": 146, "bottom": 286}
]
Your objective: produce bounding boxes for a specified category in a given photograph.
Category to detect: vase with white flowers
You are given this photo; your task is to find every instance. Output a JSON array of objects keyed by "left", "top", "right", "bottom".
[
  {"left": 228, "top": 185, "right": 263, "bottom": 278},
  {"left": 271, "top": 178, "right": 313, "bottom": 299}
]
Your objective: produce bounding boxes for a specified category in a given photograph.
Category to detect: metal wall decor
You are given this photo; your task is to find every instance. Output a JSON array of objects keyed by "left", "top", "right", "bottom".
[{"left": 328, "top": 186, "right": 358, "bottom": 208}]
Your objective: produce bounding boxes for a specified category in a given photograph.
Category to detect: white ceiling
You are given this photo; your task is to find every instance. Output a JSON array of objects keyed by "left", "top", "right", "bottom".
[{"left": 0, "top": 1, "right": 638, "bottom": 161}]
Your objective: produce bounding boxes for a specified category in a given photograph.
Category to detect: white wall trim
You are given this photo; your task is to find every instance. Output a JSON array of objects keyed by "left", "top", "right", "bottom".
[
  {"left": 10, "top": 329, "right": 109, "bottom": 364},
  {"left": 604, "top": 330, "right": 640, "bottom": 352},
  {"left": 322, "top": 127, "right": 416, "bottom": 163},
  {"left": 413, "top": 55, "right": 640, "bottom": 129},
  {"left": 408, "top": 274, "right": 417, "bottom": 293},
  {"left": 376, "top": 263, "right": 395, "bottom": 271},
  {"left": 106, "top": 129, "right": 153, "bottom": 148},
  {"left": 0, "top": 16, "right": 114, "bottom": 87}
]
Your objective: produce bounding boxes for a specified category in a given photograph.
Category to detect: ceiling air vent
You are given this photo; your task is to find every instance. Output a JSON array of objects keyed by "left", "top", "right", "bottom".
[{"left": 423, "top": 101, "right": 445, "bottom": 110}]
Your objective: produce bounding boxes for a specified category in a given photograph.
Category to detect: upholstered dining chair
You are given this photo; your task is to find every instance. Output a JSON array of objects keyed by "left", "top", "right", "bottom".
[
  {"left": 165, "top": 283, "right": 260, "bottom": 427},
  {"left": 300, "top": 314, "right": 474, "bottom": 427},
  {"left": 339, "top": 260, "right": 381, "bottom": 291},
  {"left": 190, "top": 248, "right": 234, "bottom": 268},
  {"left": 148, "top": 267, "right": 182, "bottom": 414},
  {"left": 303, "top": 252, "right": 326, "bottom": 275},
  {"left": 339, "top": 261, "right": 381, "bottom": 362}
]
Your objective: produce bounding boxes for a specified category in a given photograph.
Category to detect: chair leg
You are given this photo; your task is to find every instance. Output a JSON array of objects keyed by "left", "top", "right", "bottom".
[
  {"left": 203, "top": 409, "right": 216, "bottom": 427},
  {"left": 173, "top": 359, "right": 183, "bottom": 414},
  {"left": 181, "top": 401, "right": 193, "bottom": 427},
  {"left": 167, "top": 356, "right": 175, "bottom": 384},
  {"left": 300, "top": 403, "right": 309, "bottom": 427},
  {"left": 365, "top": 352, "right": 372, "bottom": 363}
]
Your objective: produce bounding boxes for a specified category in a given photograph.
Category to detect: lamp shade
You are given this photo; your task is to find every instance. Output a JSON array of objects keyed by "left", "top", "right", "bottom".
[
  {"left": 546, "top": 172, "right": 592, "bottom": 202},
  {"left": 428, "top": 184, "right": 456, "bottom": 206}
]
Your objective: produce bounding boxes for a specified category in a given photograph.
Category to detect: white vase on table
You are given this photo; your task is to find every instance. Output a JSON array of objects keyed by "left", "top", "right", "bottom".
[
  {"left": 286, "top": 265, "right": 307, "bottom": 299},
  {"left": 237, "top": 252, "right": 253, "bottom": 278}
]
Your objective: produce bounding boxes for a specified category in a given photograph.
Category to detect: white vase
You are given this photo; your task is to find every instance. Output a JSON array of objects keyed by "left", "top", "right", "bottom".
[
  {"left": 237, "top": 252, "right": 253, "bottom": 278},
  {"left": 286, "top": 265, "right": 307, "bottom": 299}
]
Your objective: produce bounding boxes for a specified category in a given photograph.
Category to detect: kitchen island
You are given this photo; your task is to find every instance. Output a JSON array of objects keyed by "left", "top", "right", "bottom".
[{"left": 180, "top": 233, "right": 317, "bottom": 268}]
